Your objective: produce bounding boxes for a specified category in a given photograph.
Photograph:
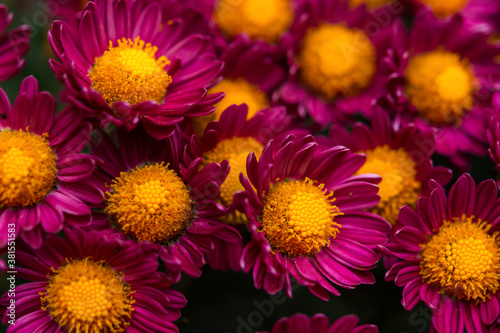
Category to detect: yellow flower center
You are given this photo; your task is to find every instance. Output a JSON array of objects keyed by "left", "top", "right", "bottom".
[
  {"left": 298, "top": 24, "right": 377, "bottom": 101},
  {"left": 405, "top": 49, "right": 476, "bottom": 125},
  {"left": 214, "top": 0, "right": 293, "bottom": 43},
  {"left": 89, "top": 36, "right": 172, "bottom": 106},
  {"left": 0, "top": 129, "right": 57, "bottom": 207},
  {"left": 41, "top": 258, "right": 135, "bottom": 333},
  {"left": 202, "top": 137, "right": 264, "bottom": 224},
  {"left": 420, "top": 216, "right": 500, "bottom": 302},
  {"left": 105, "top": 163, "right": 193, "bottom": 243},
  {"left": 417, "top": 0, "right": 468, "bottom": 18},
  {"left": 355, "top": 145, "right": 421, "bottom": 225},
  {"left": 260, "top": 178, "right": 342, "bottom": 257},
  {"left": 349, "top": 0, "right": 394, "bottom": 10},
  {"left": 193, "top": 77, "right": 269, "bottom": 136}
]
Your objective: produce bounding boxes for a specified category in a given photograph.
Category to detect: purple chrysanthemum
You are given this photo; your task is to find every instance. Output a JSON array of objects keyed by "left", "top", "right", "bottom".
[
  {"left": 236, "top": 134, "right": 391, "bottom": 300},
  {"left": 380, "top": 9, "right": 500, "bottom": 169},
  {"left": 0, "top": 76, "right": 101, "bottom": 249},
  {"left": 48, "top": 0, "right": 224, "bottom": 139},
  {"left": 0, "top": 4, "right": 30, "bottom": 82},
  {"left": 86, "top": 124, "right": 240, "bottom": 282},
  {"left": 381, "top": 173, "right": 500, "bottom": 333},
  {"left": 0, "top": 227, "right": 186, "bottom": 332},
  {"left": 319, "top": 106, "right": 452, "bottom": 226},
  {"left": 487, "top": 93, "right": 500, "bottom": 186},
  {"left": 256, "top": 313, "right": 378, "bottom": 333},
  {"left": 275, "top": 0, "right": 405, "bottom": 126}
]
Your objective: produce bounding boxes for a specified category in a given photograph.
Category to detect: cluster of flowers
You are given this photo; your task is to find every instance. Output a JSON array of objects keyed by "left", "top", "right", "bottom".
[{"left": 1, "top": 0, "right": 500, "bottom": 331}]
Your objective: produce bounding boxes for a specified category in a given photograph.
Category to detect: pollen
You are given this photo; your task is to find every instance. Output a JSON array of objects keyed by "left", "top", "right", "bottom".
[
  {"left": 214, "top": 0, "right": 293, "bottom": 43},
  {"left": 420, "top": 216, "right": 500, "bottom": 302},
  {"left": 89, "top": 36, "right": 172, "bottom": 106},
  {"left": 0, "top": 129, "right": 57, "bottom": 207},
  {"left": 405, "top": 49, "right": 477, "bottom": 125},
  {"left": 416, "top": 0, "right": 467, "bottom": 18},
  {"left": 193, "top": 78, "right": 269, "bottom": 136},
  {"left": 40, "top": 258, "right": 135, "bottom": 333},
  {"left": 298, "top": 23, "right": 376, "bottom": 101},
  {"left": 259, "top": 178, "right": 342, "bottom": 257},
  {"left": 349, "top": 0, "right": 394, "bottom": 10},
  {"left": 355, "top": 145, "right": 421, "bottom": 225},
  {"left": 202, "top": 137, "right": 264, "bottom": 224},
  {"left": 105, "top": 163, "right": 193, "bottom": 243}
]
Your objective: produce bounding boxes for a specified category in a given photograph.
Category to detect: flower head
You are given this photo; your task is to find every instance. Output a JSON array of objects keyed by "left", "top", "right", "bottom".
[
  {"left": 237, "top": 134, "right": 391, "bottom": 300},
  {"left": 381, "top": 173, "right": 500, "bottom": 332},
  {"left": 0, "top": 227, "right": 186, "bottom": 332},
  {"left": 0, "top": 76, "right": 100, "bottom": 249},
  {"left": 48, "top": 0, "right": 224, "bottom": 139}
]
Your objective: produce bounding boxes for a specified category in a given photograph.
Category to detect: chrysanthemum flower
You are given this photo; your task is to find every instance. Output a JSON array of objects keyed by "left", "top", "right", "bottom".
[
  {"left": 0, "top": 4, "right": 30, "bottom": 82},
  {"left": 87, "top": 124, "right": 240, "bottom": 281},
  {"left": 0, "top": 227, "right": 186, "bottom": 332},
  {"left": 411, "top": 0, "right": 500, "bottom": 32},
  {"left": 236, "top": 134, "right": 391, "bottom": 300},
  {"left": 48, "top": 0, "right": 224, "bottom": 139},
  {"left": 189, "top": 34, "right": 287, "bottom": 136},
  {"left": 380, "top": 10, "right": 500, "bottom": 169},
  {"left": 275, "top": 0, "right": 404, "bottom": 126},
  {"left": 348, "top": 0, "right": 401, "bottom": 11},
  {"left": 0, "top": 76, "right": 100, "bottom": 249},
  {"left": 381, "top": 173, "right": 500, "bottom": 333},
  {"left": 256, "top": 313, "right": 378, "bottom": 333},
  {"left": 320, "top": 107, "right": 452, "bottom": 226}
]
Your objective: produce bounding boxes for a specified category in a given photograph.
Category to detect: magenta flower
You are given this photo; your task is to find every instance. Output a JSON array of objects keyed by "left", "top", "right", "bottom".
[
  {"left": 320, "top": 107, "right": 452, "bottom": 226},
  {"left": 0, "top": 4, "right": 30, "bottom": 82},
  {"left": 0, "top": 76, "right": 100, "bottom": 249},
  {"left": 275, "top": 0, "right": 405, "bottom": 126},
  {"left": 380, "top": 9, "right": 500, "bottom": 169},
  {"left": 381, "top": 173, "right": 500, "bottom": 332},
  {"left": 487, "top": 93, "right": 500, "bottom": 186},
  {"left": 0, "top": 227, "right": 186, "bottom": 332},
  {"left": 48, "top": 0, "right": 223, "bottom": 139},
  {"left": 257, "top": 313, "right": 378, "bottom": 333},
  {"left": 86, "top": 124, "right": 240, "bottom": 282},
  {"left": 236, "top": 134, "right": 391, "bottom": 300}
]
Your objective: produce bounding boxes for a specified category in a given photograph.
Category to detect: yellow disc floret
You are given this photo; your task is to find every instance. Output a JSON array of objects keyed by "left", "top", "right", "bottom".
[
  {"left": 41, "top": 258, "right": 135, "bottom": 333},
  {"left": 355, "top": 145, "right": 421, "bottom": 225},
  {"left": 420, "top": 216, "right": 500, "bottom": 302},
  {"left": 202, "top": 137, "right": 264, "bottom": 224},
  {"left": 417, "top": 0, "right": 468, "bottom": 18},
  {"left": 214, "top": 0, "right": 293, "bottom": 43},
  {"left": 89, "top": 36, "right": 172, "bottom": 106},
  {"left": 298, "top": 24, "right": 377, "bottom": 101},
  {"left": 0, "top": 129, "right": 57, "bottom": 207},
  {"left": 105, "top": 163, "right": 193, "bottom": 243},
  {"left": 260, "top": 178, "right": 343, "bottom": 257},
  {"left": 405, "top": 49, "right": 477, "bottom": 125},
  {"left": 349, "top": 0, "right": 394, "bottom": 10},
  {"left": 193, "top": 78, "right": 269, "bottom": 136}
]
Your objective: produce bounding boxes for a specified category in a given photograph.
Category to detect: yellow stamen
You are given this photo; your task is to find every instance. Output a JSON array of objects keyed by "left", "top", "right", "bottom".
[
  {"left": 214, "top": 0, "right": 293, "bottom": 43},
  {"left": 416, "top": 0, "right": 468, "bottom": 18},
  {"left": 89, "top": 36, "right": 171, "bottom": 106},
  {"left": 355, "top": 145, "right": 421, "bottom": 225},
  {"left": 105, "top": 163, "right": 193, "bottom": 243},
  {"left": 40, "top": 258, "right": 135, "bottom": 333},
  {"left": 420, "top": 216, "right": 500, "bottom": 302},
  {"left": 405, "top": 49, "right": 477, "bottom": 125},
  {"left": 193, "top": 78, "right": 269, "bottom": 136},
  {"left": 298, "top": 23, "right": 377, "bottom": 101},
  {"left": 202, "top": 137, "right": 264, "bottom": 224},
  {"left": 260, "top": 178, "right": 342, "bottom": 256},
  {"left": 0, "top": 129, "right": 57, "bottom": 207},
  {"left": 349, "top": 0, "right": 394, "bottom": 10}
]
